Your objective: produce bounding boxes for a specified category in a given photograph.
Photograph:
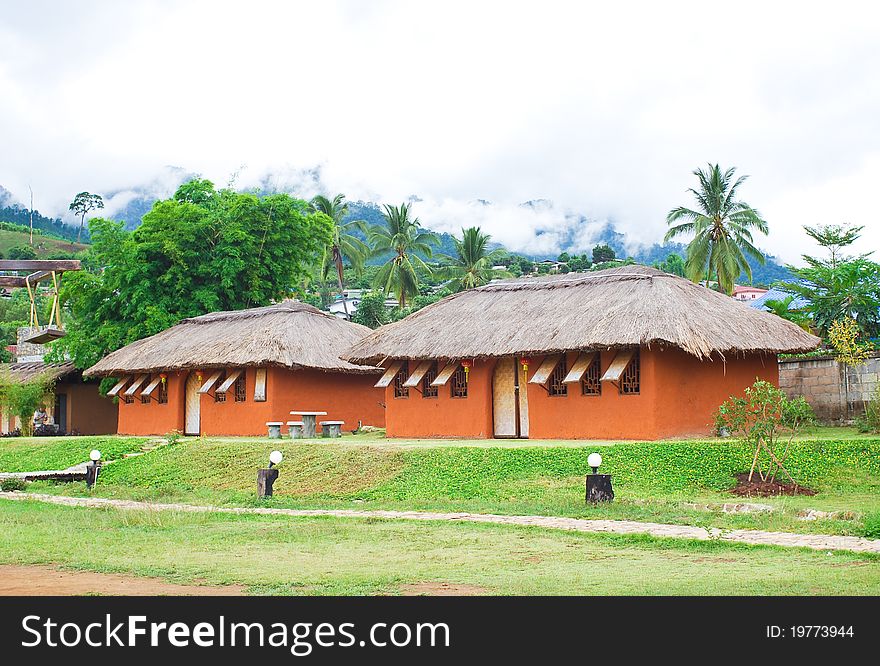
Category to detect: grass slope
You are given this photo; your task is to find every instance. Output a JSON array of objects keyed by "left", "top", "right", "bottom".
[
  {"left": 1, "top": 500, "right": 878, "bottom": 595},
  {"left": 0, "top": 228, "right": 86, "bottom": 258},
  {"left": 0, "top": 436, "right": 148, "bottom": 472},
  {"left": 17, "top": 435, "right": 879, "bottom": 537}
]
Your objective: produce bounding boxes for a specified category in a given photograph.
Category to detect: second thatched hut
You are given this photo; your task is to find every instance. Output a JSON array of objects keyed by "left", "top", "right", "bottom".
[
  {"left": 343, "top": 266, "right": 820, "bottom": 440},
  {"left": 86, "top": 301, "right": 385, "bottom": 436}
]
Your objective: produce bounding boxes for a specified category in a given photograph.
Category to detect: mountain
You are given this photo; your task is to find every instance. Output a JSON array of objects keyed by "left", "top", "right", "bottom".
[{"left": 0, "top": 201, "right": 83, "bottom": 242}]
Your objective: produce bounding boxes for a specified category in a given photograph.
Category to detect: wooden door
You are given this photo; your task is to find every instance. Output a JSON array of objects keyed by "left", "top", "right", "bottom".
[
  {"left": 493, "top": 357, "right": 528, "bottom": 438},
  {"left": 184, "top": 373, "right": 201, "bottom": 435},
  {"left": 518, "top": 357, "right": 529, "bottom": 438}
]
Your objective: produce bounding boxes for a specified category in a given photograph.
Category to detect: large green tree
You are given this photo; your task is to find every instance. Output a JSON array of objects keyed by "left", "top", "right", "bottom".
[
  {"left": 68, "top": 191, "right": 104, "bottom": 243},
  {"left": 664, "top": 164, "right": 768, "bottom": 294},
  {"left": 436, "top": 227, "right": 512, "bottom": 291},
  {"left": 368, "top": 203, "right": 438, "bottom": 309},
  {"left": 309, "top": 194, "right": 369, "bottom": 316},
  {"left": 57, "top": 179, "right": 332, "bottom": 369}
]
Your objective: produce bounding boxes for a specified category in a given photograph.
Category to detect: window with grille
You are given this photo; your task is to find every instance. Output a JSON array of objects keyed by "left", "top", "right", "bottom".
[
  {"left": 422, "top": 362, "right": 438, "bottom": 398},
  {"left": 450, "top": 365, "right": 468, "bottom": 398},
  {"left": 234, "top": 374, "right": 246, "bottom": 402},
  {"left": 158, "top": 381, "right": 168, "bottom": 404},
  {"left": 394, "top": 361, "right": 410, "bottom": 398},
  {"left": 620, "top": 351, "right": 640, "bottom": 395},
  {"left": 548, "top": 357, "right": 568, "bottom": 397},
  {"left": 122, "top": 393, "right": 134, "bottom": 404},
  {"left": 581, "top": 356, "right": 602, "bottom": 396},
  {"left": 214, "top": 372, "right": 226, "bottom": 402},
  {"left": 140, "top": 389, "right": 151, "bottom": 405}
]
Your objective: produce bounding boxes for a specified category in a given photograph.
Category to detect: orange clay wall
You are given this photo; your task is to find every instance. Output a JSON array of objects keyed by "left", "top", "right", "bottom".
[
  {"left": 117, "top": 367, "right": 385, "bottom": 436},
  {"left": 384, "top": 348, "right": 779, "bottom": 440},
  {"left": 384, "top": 359, "right": 496, "bottom": 439}
]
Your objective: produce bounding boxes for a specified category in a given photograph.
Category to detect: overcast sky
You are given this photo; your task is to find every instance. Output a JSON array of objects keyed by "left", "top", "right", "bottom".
[{"left": 1, "top": 0, "right": 878, "bottom": 261}]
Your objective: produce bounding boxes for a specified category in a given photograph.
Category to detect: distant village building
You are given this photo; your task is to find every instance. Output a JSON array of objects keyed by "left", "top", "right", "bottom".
[
  {"left": 731, "top": 285, "right": 768, "bottom": 302},
  {"left": 327, "top": 289, "right": 399, "bottom": 320},
  {"left": 86, "top": 301, "right": 385, "bottom": 436},
  {"left": 343, "top": 266, "right": 819, "bottom": 440}
]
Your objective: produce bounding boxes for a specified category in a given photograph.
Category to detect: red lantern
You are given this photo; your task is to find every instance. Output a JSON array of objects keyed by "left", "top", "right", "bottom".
[
  {"left": 520, "top": 357, "right": 530, "bottom": 377},
  {"left": 159, "top": 372, "right": 167, "bottom": 386},
  {"left": 461, "top": 359, "right": 473, "bottom": 380}
]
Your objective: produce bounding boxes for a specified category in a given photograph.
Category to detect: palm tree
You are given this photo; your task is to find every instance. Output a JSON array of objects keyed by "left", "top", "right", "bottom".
[
  {"left": 368, "top": 203, "right": 438, "bottom": 309},
  {"left": 664, "top": 164, "right": 768, "bottom": 294},
  {"left": 309, "top": 194, "right": 369, "bottom": 316},
  {"left": 436, "top": 227, "right": 512, "bottom": 291}
]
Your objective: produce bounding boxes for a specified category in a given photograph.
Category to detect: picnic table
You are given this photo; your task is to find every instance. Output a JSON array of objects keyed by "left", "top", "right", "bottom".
[{"left": 289, "top": 411, "right": 327, "bottom": 438}]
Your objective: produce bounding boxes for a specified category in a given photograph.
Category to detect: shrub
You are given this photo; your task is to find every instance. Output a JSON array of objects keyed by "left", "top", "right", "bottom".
[
  {"left": 863, "top": 512, "right": 880, "bottom": 539},
  {"left": 856, "top": 384, "right": 880, "bottom": 433},
  {"left": 0, "top": 477, "right": 27, "bottom": 492},
  {"left": 7, "top": 245, "right": 37, "bottom": 260}
]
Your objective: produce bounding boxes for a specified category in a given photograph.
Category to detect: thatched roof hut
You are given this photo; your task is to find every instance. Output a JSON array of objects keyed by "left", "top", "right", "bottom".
[
  {"left": 0, "top": 361, "right": 78, "bottom": 384},
  {"left": 86, "top": 301, "right": 380, "bottom": 376},
  {"left": 344, "top": 265, "right": 820, "bottom": 363}
]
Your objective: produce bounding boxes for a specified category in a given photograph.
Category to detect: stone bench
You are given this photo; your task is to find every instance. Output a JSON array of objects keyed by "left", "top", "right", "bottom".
[
  {"left": 319, "top": 420, "right": 345, "bottom": 438},
  {"left": 287, "top": 421, "right": 304, "bottom": 439},
  {"left": 266, "top": 421, "right": 284, "bottom": 439}
]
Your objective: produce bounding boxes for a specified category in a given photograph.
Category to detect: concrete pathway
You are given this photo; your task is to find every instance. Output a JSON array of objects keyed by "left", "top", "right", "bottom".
[{"left": 2, "top": 491, "right": 879, "bottom": 554}]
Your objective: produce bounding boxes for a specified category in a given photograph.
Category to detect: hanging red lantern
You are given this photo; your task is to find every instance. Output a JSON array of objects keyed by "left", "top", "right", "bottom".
[
  {"left": 520, "top": 357, "right": 530, "bottom": 377},
  {"left": 159, "top": 373, "right": 168, "bottom": 386},
  {"left": 461, "top": 359, "right": 473, "bottom": 381}
]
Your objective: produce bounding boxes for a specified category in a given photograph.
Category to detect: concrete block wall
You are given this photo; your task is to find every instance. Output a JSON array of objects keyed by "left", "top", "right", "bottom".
[{"left": 779, "top": 353, "right": 880, "bottom": 423}]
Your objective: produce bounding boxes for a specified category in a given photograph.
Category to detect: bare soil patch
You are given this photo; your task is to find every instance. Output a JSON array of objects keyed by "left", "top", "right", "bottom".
[
  {"left": 399, "top": 581, "right": 489, "bottom": 596},
  {"left": 730, "top": 473, "right": 816, "bottom": 498},
  {"left": 0, "top": 564, "right": 245, "bottom": 596}
]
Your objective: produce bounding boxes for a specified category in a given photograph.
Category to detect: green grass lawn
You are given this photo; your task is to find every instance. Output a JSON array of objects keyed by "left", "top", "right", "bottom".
[
  {"left": 0, "top": 436, "right": 148, "bottom": 472},
  {"left": 1, "top": 500, "right": 878, "bottom": 595},
  {"left": 7, "top": 431, "right": 878, "bottom": 538}
]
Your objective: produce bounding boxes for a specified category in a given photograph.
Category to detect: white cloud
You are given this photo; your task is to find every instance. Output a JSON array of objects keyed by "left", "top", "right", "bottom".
[{"left": 0, "top": 0, "right": 878, "bottom": 262}]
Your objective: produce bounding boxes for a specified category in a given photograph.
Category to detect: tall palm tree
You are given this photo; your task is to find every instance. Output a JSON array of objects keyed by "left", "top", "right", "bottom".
[
  {"left": 310, "top": 194, "right": 369, "bottom": 316},
  {"left": 664, "top": 164, "right": 768, "bottom": 294},
  {"left": 437, "top": 226, "right": 512, "bottom": 291},
  {"left": 368, "top": 202, "right": 438, "bottom": 309}
]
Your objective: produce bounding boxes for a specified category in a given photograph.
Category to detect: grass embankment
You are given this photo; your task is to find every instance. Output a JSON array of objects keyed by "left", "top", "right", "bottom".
[
  {"left": 0, "top": 436, "right": 148, "bottom": 472},
  {"left": 16, "top": 434, "right": 880, "bottom": 537},
  {"left": 0, "top": 228, "right": 86, "bottom": 258},
  {"left": 1, "top": 500, "right": 878, "bottom": 595}
]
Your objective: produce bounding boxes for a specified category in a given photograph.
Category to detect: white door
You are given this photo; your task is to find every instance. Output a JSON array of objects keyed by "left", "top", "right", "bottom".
[
  {"left": 185, "top": 373, "right": 201, "bottom": 435},
  {"left": 518, "top": 357, "right": 529, "bottom": 438},
  {"left": 493, "top": 357, "right": 528, "bottom": 438}
]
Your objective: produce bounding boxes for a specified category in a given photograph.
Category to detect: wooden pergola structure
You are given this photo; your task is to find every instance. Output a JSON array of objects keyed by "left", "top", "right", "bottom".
[{"left": 0, "top": 259, "right": 81, "bottom": 344}]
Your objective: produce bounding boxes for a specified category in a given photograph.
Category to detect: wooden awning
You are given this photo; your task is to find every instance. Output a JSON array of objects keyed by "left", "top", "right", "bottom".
[
  {"left": 563, "top": 351, "right": 597, "bottom": 384},
  {"left": 216, "top": 369, "right": 243, "bottom": 393},
  {"left": 431, "top": 361, "right": 460, "bottom": 386},
  {"left": 374, "top": 360, "right": 404, "bottom": 388},
  {"left": 198, "top": 370, "right": 223, "bottom": 394},
  {"left": 254, "top": 368, "right": 267, "bottom": 401},
  {"left": 403, "top": 361, "right": 434, "bottom": 388},
  {"left": 601, "top": 350, "right": 636, "bottom": 383},
  {"left": 106, "top": 376, "right": 131, "bottom": 397},
  {"left": 528, "top": 354, "right": 562, "bottom": 385},
  {"left": 140, "top": 376, "right": 162, "bottom": 397},
  {"left": 123, "top": 374, "right": 148, "bottom": 396}
]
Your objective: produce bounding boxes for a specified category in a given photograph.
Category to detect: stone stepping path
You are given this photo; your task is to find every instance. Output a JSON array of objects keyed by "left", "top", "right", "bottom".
[{"left": 2, "top": 492, "right": 878, "bottom": 554}]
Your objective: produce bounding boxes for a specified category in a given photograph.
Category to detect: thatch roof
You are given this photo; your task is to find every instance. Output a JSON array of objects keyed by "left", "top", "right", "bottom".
[
  {"left": 343, "top": 265, "right": 821, "bottom": 363},
  {"left": 0, "top": 362, "right": 78, "bottom": 384},
  {"left": 85, "top": 301, "right": 381, "bottom": 376}
]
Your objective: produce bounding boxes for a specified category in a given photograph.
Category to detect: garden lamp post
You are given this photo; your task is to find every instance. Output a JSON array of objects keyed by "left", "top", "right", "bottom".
[
  {"left": 585, "top": 451, "right": 614, "bottom": 503},
  {"left": 86, "top": 449, "right": 101, "bottom": 489},
  {"left": 258, "top": 450, "right": 283, "bottom": 498}
]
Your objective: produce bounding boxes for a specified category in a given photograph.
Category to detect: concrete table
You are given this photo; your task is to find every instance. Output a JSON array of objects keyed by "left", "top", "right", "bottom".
[{"left": 290, "top": 411, "right": 327, "bottom": 439}]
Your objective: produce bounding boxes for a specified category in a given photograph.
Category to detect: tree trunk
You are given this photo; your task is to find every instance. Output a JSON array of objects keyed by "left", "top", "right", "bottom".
[{"left": 335, "top": 248, "right": 349, "bottom": 317}]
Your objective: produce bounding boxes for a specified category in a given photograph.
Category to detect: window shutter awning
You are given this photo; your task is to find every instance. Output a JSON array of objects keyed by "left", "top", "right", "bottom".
[
  {"left": 430, "top": 361, "right": 460, "bottom": 386},
  {"left": 528, "top": 354, "right": 562, "bottom": 385},
  {"left": 216, "top": 369, "right": 243, "bottom": 393},
  {"left": 107, "top": 376, "right": 131, "bottom": 397},
  {"left": 140, "top": 376, "right": 162, "bottom": 397},
  {"left": 123, "top": 374, "right": 149, "bottom": 396},
  {"left": 563, "top": 352, "right": 597, "bottom": 384},
  {"left": 254, "top": 368, "right": 267, "bottom": 401},
  {"left": 601, "top": 350, "right": 636, "bottom": 383},
  {"left": 402, "top": 361, "right": 434, "bottom": 388},
  {"left": 198, "top": 370, "right": 224, "bottom": 394},
  {"left": 374, "top": 361, "right": 404, "bottom": 388}
]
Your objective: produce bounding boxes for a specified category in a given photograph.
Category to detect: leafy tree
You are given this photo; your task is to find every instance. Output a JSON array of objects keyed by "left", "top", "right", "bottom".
[
  {"left": 803, "top": 223, "right": 864, "bottom": 268},
  {"left": 368, "top": 203, "right": 438, "bottom": 309},
  {"left": 351, "top": 291, "right": 390, "bottom": 329},
  {"left": 664, "top": 164, "right": 768, "bottom": 294},
  {"left": 557, "top": 251, "right": 571, "bottom": 263},
  {"left": 0, "top": 369, "right": 54, "bottom": 436},
  {"left": 763, "top": 295, "right": 811, "bottom": 331},
  {"left": 57, "top": 179, "right": 332, "bottom": 369},
  {"left": 310, "top": 194, "right": 369, "bottom": 317},
  {"left": 7, "top": 245, "right": 37, "bottom": 260},
  {"left": 436, "top": 227, "right": 512, "bottom": 291},
  {"left": 68, "top": 191, "right": 104, "bottom": 243},
  {"left": 568, "top": 253, "right": 592, "bottom": 272},
  {"left": 653, "top": 252, "right": 686, "bottom": 277},
  {"left": 592, "top": 243, "right": 616, "bottom": 263}
]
